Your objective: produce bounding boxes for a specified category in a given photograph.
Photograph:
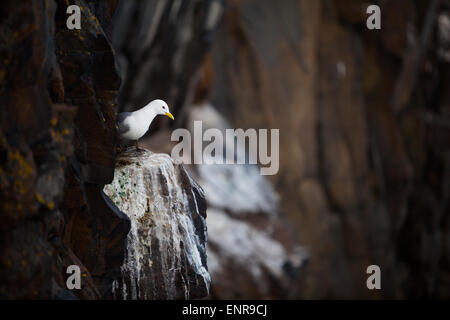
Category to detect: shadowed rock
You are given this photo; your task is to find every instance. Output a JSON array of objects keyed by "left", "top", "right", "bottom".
[{"left": 0, "top": 0, "right": 128, "bottom": 299}]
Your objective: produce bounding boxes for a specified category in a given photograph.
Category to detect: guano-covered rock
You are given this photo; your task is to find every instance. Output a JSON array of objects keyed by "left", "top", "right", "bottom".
[{"left": 104, "top": 148, "right": 210, "bottom": 300}]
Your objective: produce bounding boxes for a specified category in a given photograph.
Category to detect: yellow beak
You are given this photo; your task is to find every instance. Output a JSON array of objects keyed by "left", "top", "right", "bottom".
[{"left": 165, "top": 112, "right": 175, "bottom": 120}]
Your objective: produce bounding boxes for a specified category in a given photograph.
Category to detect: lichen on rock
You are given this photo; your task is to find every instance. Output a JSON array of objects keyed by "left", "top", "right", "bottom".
[{"left": 104, "top": 148, "right": 210, "bottom": 300}]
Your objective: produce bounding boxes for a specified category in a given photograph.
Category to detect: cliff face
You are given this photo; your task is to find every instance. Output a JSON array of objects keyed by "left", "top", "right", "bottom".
[
  {"left": 112, "top": 0, "right": 224, "bottom": 122},
  {"left": 0, "top": 0, "right": 128, "bottom": 299},
  {"left": 113, "top": 0, "right": 450, "bottom": 299},
  {"left": 1, "top": 0, "right": 449, "bottom": 300},
  {"left": 0, "top": 0, "right": 214, "bottom": 300},
  {"left": 104, "top": 149, "right": 210, "bottom": 299},
  {"left": 210, "top": 0, "right": 450, "bottom": 298},
  {"left": 186, "top": 103, "right": 307, "bottom": 299},
  {"left": 111, "top": 1, "right": 308, "bottom": 299}
]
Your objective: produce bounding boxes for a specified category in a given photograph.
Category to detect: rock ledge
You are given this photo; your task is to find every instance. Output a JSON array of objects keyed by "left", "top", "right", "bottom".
[{"left": 104, "top": 148, "right": 210, "bottom": 299}]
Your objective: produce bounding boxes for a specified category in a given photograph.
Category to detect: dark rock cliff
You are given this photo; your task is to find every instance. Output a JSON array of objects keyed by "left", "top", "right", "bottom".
[
  {"left": 111, "top": 0, "right": 307, "bottom": 299},
  {"left": 0, "top": 0, "right": 130, "bottom": 299},
  {"left": 0, "top": 0, "right": 211, "bottom": 300},
  {"left": 111, "top": 0, "right": 450, "bottom": 299},
  {"left": 209, "top": 0, "right": 450, "bottom": 299},
  {"left": 1, "top": 0, "right": 449, "bottom": 300}
]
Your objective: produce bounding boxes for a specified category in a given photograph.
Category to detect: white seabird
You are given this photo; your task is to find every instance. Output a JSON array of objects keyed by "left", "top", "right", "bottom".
[{"left": 117, "top": 99, "right": 174, "bottom": 150}]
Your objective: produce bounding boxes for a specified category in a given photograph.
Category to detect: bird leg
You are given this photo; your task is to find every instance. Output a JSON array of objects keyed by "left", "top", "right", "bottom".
[{"left": 135, "top": 140, "right": 139, "bottom": 151}]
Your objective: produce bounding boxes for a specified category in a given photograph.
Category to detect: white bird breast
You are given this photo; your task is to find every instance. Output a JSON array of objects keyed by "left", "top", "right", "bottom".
[{"left": 121, "top": 114, "right": 153, "bottom": 140}]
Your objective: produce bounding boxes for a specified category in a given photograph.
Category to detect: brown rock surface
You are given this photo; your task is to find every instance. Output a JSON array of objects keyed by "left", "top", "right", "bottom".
[
  {"left": 0, "top": 0, "right": 129, "bottom": 299},
  {"left": 2, "top": 0, "right": 449, "bottom": 300},
  {"left": 209, "top": 0, "right": 450, "bottom": 298}
]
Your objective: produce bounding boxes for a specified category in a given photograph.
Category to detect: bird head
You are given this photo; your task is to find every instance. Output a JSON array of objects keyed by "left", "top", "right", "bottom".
[{"left": 150, "top": 99, "right": 174, "bottom": 120}]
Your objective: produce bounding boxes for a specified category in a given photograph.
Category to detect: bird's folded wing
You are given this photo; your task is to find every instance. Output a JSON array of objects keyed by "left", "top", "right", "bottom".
[{"left": 117, "top": 112, "right": 132, "bottom": 134}]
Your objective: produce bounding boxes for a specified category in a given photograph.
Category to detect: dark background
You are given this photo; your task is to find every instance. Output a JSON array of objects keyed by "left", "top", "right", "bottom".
[{"left": 0, "top": 0, "right": 449, "bottom": 299}]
